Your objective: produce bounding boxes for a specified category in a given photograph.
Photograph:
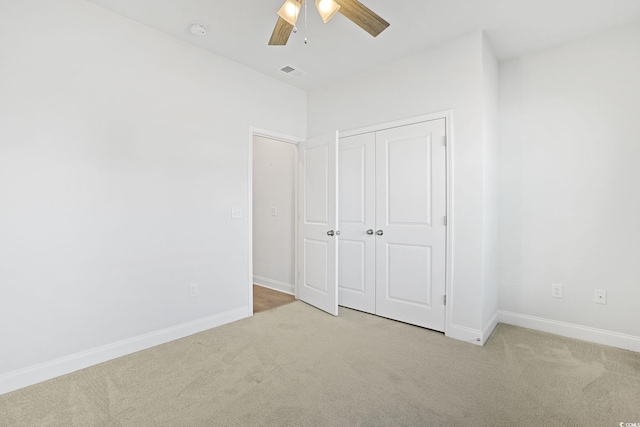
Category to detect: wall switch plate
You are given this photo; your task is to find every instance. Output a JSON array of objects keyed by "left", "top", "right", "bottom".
[
  {"left": 271, "top": 207, "right": 277, "bottom": 217},
  {"left": 231, "top": 207, "right": 242, "bottom": 219},
  {"left": 595, "top": 289, "right": 607, "bottom": 304},
  {"left": 189, "top": 283, "right": 199, "bottom": 298},
  {"left": 551, "top": 283, "right": 563, "bottom": 298}
]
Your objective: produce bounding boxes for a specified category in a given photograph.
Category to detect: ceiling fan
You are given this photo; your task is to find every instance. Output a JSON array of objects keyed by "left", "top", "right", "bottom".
[{"left": 269, "top": 0, "right": 390, "bottom": 45}]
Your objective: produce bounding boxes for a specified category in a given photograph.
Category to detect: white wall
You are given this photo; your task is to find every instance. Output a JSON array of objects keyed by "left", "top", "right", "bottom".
[
  {"left": 499, "top": 21, "right": 640, "bottom": 343},
  {"left": 308, "top": 31, "right": 499, "bottom": 342},
  {"left": 0, "top": 0, "right": 305, "bottom": 393},
  {"left": 481, "top": 36, "right": 500, "bottom": 332},
  {"left": 252, "top": 136, "right": 297, "bottom": 294}
]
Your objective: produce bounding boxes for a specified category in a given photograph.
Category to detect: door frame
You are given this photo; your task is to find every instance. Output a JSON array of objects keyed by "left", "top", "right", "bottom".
[
  {"left": 248, "top": 127, "right": 304, "bottom": 316},
  {"left": 339, "top": 110, "right": 454, "bottom": 337}
]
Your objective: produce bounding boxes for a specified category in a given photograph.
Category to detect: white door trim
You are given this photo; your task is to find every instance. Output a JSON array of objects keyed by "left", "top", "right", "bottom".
[
  {"left": 340, "top": 111, "right": 452, "bottom": 138},
  {"left": 336, "top": 111, "right": 454, "bottom": 336},
  {"left": 248, "top": 127, "right": 304, "bottom": 316}
]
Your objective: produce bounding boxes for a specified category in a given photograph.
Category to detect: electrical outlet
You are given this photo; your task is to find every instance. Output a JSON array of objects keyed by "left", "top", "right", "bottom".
[
  {"left": 595, "top": 289, "right": 607, "bottom": 305},
  {"left": 551, "top": 283, "right": 563, "bottom": 298},
  {"left": 271, "top": 207, "right": 277, "bottom": 217},
  {"left": 189, "top": 283, "right": 199, "bottom": 298}
]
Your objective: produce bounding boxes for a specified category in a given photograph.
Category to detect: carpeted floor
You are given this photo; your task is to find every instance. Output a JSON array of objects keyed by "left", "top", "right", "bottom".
[{"left": 1, "top": 301, "right": 639, "bottom": 426}]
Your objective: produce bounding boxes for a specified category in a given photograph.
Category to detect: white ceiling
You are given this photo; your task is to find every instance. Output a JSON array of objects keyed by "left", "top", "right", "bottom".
[{"left": 85, "top": 0, "right": 640, "bottom": 90}]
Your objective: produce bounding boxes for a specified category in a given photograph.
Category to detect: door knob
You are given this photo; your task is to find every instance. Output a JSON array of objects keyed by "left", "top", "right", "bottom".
[
  {"left": 327, "top": 230, "right": 335, "bottom": 236},
  {"left": 366, "top": 229, "right": 374, "bottom": 235},
  {"left": 376, "top": 230, "right": 384, "bottom": 236}
]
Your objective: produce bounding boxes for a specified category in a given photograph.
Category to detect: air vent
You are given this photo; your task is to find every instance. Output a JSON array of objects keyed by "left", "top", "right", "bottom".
[{"left": 279, "top": 65, "right": 306, "bottom": 79}]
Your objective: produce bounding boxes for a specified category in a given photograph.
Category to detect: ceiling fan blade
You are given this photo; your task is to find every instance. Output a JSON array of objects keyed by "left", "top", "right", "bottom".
[
  {"left": 268, "top": 17, "right": 295, "bottom": 45},
  {"left": 334, "top": 0, "right": 389, "bottom": 37}
]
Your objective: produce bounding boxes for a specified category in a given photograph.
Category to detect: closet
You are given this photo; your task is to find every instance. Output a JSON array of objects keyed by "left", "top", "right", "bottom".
[{"left": 337, "top": 119, "right": 447, "bottom": 331}]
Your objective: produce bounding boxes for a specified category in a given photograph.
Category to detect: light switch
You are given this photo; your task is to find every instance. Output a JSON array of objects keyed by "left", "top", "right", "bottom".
[
  {"left": 271, "top": 207, "right": 277, "bottom": 217},
  {"left": 231, "top": 207, "right": 243, "bottom": 219}
]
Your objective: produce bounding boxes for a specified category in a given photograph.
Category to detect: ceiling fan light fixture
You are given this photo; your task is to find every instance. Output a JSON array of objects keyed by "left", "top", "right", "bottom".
[
  {"left": 277, "top": 0, "right": 302, "bottom": 26},
  {"left": 269, "top": 0, "right": 389, "bottom": 46},
  {"left": 315, "top": 0, "right": 341, "bottom": 23}
]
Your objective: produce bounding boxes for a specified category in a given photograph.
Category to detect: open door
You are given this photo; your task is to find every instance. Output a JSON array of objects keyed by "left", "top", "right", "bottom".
[{"left": 297, "top": 131, "right": 339, "bottom": 316}]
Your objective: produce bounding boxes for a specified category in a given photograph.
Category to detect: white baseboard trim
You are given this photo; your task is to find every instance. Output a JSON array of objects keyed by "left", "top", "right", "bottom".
[
  {"left": 481, "top": 311, "right": 500, "bottom": 345},
  {"left": 447, "top": 314, "right": 499, "bottom": 346},
  {"left": 447, "top": 323, "right": 483, "bottom": 346},
  {"left": 253, "top": 276, "right": 295, "bottom": 295},
  {"left": 0, "top": 306, "right": 249, "bottom": 396},
  {"left": 498, "top": 310, "right": 640, "bottom": 353}
]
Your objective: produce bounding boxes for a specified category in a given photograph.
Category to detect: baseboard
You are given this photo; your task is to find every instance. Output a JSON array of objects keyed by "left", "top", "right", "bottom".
[
  {"left": 0, "top": 306, "right": 249, "bottom": 396},
  {"left": 447, "top": 323, "right": 483, "bottom": 346},
  {"left": 253, "top": 276, "right": 295, "bottom": 295},
  {"left": 498, "top": 310, "right": 640, "bottom": 353},
  {"left": 481, "top": 311, "right": 499, "bottom": 345}
]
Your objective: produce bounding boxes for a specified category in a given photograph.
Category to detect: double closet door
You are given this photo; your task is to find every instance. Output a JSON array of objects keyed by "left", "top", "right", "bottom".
[{"left": 338, "top": 119, "right": 447, "bottom": 331}]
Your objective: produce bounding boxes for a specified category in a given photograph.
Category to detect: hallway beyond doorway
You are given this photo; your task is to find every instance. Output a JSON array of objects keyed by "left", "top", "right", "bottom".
[{"left": 253, "top": 285, "right": 295, "bottom": 313}]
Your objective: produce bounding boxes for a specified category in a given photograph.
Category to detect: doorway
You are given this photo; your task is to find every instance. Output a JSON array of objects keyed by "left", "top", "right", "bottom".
[{"left": 250, "top": 132, "right": 300, "bottom": 313}]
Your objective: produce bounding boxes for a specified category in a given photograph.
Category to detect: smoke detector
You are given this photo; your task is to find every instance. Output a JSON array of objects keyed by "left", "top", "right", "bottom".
[
  {"left": 280, "top": 65, "right": 306, "bottom": 78},
  {"left": 189, "top": 23, "right": 207, "bottom": 36}
]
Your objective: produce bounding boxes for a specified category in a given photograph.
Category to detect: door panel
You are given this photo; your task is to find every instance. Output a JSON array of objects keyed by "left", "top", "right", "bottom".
[
  {"left": 298, "top": 132, "right": 339, "bottom": 316},
  {"left": 304, "top": 145, "right": 329, "bottom": 224},
  {"left": 386, "top": 244, "right": 431, "bottom": 305},
  {"left": 339, "top": 145, "right": 366, "bottom": 222},
  {"left": 375, "top": 119, "right": 446, "bottom": 331},
  {"left": 337, "top": 132, "right": 376, "bottom": 314},
  {"left": 338, "top": 240, "right": 366, "bottom": 293},
  {"left": 387, "top": 136, "right": 432, "bottom": 225},
  {"left": 303, "top": 239, "right": 329, "bottom": 293}
]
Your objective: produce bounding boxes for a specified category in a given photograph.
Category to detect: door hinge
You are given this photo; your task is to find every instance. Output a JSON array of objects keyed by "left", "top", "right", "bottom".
[
  {"left": 443, "top": 215, "right": 447, "bottom": 226},
  {"left": 444, "top": 295, "right": 447, "bottom": 306},
  {"left": 443, "top": 136, "right": 447, "bottom": 147}
]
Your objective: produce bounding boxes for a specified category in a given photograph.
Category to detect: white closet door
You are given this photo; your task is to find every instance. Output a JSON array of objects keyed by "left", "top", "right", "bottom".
[
  {"left": 298, "top": 132, "right": 339, "bottom": 316},
  {"left": 338, "top": 132, "right": 376, "bottom": 314},
  {"left": 375, "top": 119, "right": 447, "bottom": 331}
]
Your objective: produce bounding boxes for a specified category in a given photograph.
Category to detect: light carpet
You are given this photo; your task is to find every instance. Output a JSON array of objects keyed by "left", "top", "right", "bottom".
[{"left": 1, "top": 301, "right": 639, "bottom": 426}]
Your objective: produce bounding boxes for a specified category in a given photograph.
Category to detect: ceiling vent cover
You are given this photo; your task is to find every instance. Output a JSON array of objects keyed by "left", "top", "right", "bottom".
[{"left": 280, "top": 65, "right": 306, "bottom": 78}]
